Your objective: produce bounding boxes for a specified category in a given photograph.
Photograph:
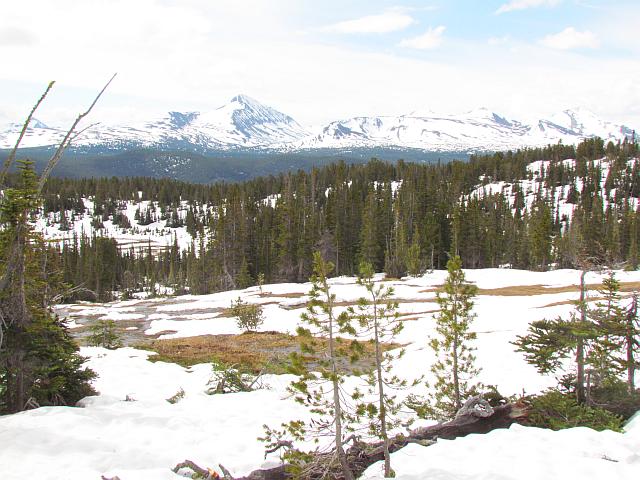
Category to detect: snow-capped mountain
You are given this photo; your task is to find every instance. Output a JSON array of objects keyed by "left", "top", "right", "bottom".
[
  {"left": 0, "top": 94, "right": 310, "bottom": 151},
  {"left": 300, "top": 107, "right": 634, "bottom": 152},
  {"left": 0, "top": 97, "right": 635, "bottom": 153}
]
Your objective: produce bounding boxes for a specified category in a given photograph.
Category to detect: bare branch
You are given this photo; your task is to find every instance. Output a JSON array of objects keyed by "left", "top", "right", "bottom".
[
  {"left": 69, "top": 122, "right": 101, "bottom": 144},
  {"left": 218, "top": 464, "right": 236, "bottom": 480},
  {"left": 0, "top": 81, "right": 55, "bottom": 187},
  {"left": 37, "top": 73, "right": 117, "bottom": 193}
]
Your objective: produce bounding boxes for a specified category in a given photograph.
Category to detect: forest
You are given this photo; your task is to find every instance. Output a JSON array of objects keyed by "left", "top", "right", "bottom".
[{"left": 10, "top": 137, "right": 639, "bottom": 301}]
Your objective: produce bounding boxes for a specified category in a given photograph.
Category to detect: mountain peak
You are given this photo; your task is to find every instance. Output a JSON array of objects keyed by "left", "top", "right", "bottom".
[{"left": 231, "top": 94, "right": 262, "bottom": 108}]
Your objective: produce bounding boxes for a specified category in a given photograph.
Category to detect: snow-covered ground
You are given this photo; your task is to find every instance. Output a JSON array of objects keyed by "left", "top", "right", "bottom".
[{"left": 1, "top": 268, "right": 640, "bottom": 479}]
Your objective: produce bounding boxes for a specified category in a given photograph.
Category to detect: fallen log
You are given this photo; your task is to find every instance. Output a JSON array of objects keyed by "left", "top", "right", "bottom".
[{"left": 174, "top": 397, "right": 528, "bottom": 480}]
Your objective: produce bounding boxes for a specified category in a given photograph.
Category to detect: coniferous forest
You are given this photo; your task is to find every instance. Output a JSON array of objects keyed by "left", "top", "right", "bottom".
[{"left": 8, "top": 137, "right": 638, "bottom": 301}]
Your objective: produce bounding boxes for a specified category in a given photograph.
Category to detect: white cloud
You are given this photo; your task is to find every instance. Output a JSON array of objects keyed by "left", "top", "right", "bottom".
[
  {"left": 322, "top": 11, "right": 415, "bottom": 34},
  {"left": 496, "top": 0, "right": 561, "bottom": 14},
  {"left": 488, "top": 35, "right": 511, "bottom": 46},
  {"left": 0, "top": 26, "right": 37, "bottom": 47},
  {"left": 0, "top": 1, "right": 638, "bottom": 129},
  {"left": 398, "top": 26, "right": 445, "bottom": 50},
  {"left": 540, "top": 27, "right": 598, "bottom": 50}
]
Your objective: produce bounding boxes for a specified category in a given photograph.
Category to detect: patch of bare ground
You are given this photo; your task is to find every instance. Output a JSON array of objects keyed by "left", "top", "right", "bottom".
[
  {"left": 397, "top": 309, "right": 439, "bottom": 319},
  {"left": 139, "top": 331, "right": 401, "bottom": 373},
  {"left": 421, "top": 281, "right": 640, "bottom": 297},
  {"left": 281, "top": 297, "right": 437, "bottom": 310},
  {"left": 538, "top": 293, "right": 635, "bottom": 309},
  {"left": 258, "top": 292, "right": 306, "bottom": 299}
]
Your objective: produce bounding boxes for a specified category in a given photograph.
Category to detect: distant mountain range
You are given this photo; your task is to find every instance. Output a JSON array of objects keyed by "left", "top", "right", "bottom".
[{"left": 1, "top": 95, "right": 635, "bottom": 154}]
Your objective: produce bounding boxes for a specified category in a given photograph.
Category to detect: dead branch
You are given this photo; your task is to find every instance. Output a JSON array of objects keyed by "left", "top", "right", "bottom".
[
  {"left": 264, "top": 440, "right": 293, "bottom": 455},
  {"left": 219, "top": 464, "right": 236, "bottom": 480},
  {"left": 0, "top": 81, "right": 55, "bottom": 186},
  {"left": 212, "top": 397, "right": 529, "bottom": 480},
  {"left": 172, "top": 459, "right": 219, "bottom": 479},
  {"left": 37, "top": 73, "right": 116, "bottom": 193}
]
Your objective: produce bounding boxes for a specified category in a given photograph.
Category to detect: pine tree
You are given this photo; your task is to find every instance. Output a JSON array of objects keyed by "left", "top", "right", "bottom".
[
  {"left": 350, "top": 261, "right": 407, "bottom": 478},
  {"left": 513, "top": 270, "right": 598, "bottom": 404},
  {"left": 0, "top": 162, "right": 96, "bottom": 413},
  {"left": 588, "top": 272, "right": 625, "bottom": 390},
  {"left": 427, "top": 255, "right": 481, "bottom": 419},
  {"left": 262, "top": 252, "right": 356, "bottom": 480}
]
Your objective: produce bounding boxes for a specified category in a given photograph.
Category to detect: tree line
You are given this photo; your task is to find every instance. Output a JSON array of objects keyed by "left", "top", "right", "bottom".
[{"left": 15, "top": 137, "right": 640, "bottom": 300}]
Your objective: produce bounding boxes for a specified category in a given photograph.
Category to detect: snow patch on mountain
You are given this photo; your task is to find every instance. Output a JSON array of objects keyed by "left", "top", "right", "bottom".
[{"left": 0, "top": 99, "right": 635, "bottom": 153}]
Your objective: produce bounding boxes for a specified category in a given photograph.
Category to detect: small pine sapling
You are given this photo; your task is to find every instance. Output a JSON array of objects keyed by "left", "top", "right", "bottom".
[
  {"left": 588, "top": 272, "right": 626, "bottom": 388},
  {"left": 261, "top": 252, "right": 357, "bottom": 480},
  {"left": 513, "top": 271, "right": 599, "bottom": 404},
  {"left": 87, "top": 319, "right": 122, "bottom": 349},
  {"left": 426, "top": 255, "right": 481, "bottom": 420},
  {"left": 350, "top": 261, "right": 412, "bottom": 478},
  {"left": 230, "top": 297, "right": 264, "bottom": 333}
]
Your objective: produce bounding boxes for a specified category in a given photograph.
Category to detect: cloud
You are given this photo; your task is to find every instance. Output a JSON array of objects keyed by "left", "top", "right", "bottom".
[
  {"left": 398, "top": 26, "right": 445, "bottom": 50},
  {"left": 0, "top": 26, "right": 37, "bottom": 47},
  {"left": 322, "top": 11, "right": 415, "bottom": 34},
  {"left": 0, "top": 0, "right": 638, "bottom": 129},
  {"left": 487, "top": 35, "right": 510, "bottom": 46},
  {"left": 540, "top": 27, "right": 598, "bottom": 50},
  {"left": 496, "top": 0, "right": 561, "bottom": 14}
]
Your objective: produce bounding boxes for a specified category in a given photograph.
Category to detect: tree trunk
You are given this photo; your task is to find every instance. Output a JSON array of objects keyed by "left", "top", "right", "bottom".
[
  {"left": 203, "top": 398, "right": 528, "bottom": 480},
  {"left": 327, "top": 283, "right": 354, "bottom": 480},
  {"left": 576, "top": 270, "right": 587, "bottom": 404},
  {"left": 373, "top": 304, "right": 391, "bottom": 477}
]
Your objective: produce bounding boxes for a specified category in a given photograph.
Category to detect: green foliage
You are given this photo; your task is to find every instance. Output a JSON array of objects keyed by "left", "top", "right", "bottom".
[
  {"left": 426, "top": 255, "right": 480, "bottom": 420},
  {"left": 514, "top": 271, "right": 639, "bottom": 401},
  {"left": 206, "top": 359, "right": 264, "bottom": 394},
  {"left": 25, "top": 139, "right": 640, "bottom": 297},
  {"left": 87, "top": 320, "right": 122, "bottom": 349},
  {"left": 350, "top": 261, "right": 409, "bottom": 477},
  {"left": 230, "top": 297, "right": 264, "bottom": 333},
  {"left": 262, "top": 252, "right": 357, "bottom": 480},
  {"left": 1, "top": 162, "right": 96, "bottom": 413},
  {"left": 513, "top": 316, "right": 585, "bottom": 374},
  {"left": 526, "top": 389, "right": 623, "bottom": 432}
]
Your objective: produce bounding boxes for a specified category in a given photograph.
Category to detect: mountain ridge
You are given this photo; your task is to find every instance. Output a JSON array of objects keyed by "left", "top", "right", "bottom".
[{"left": 0, "top": 95, "right": 635, "bottom": 154}]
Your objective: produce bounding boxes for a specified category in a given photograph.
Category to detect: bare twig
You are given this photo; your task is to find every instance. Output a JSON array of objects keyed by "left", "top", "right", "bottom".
[
  {"left": 68, "top": 121, "right": 101, "bottom": 144},
  {"left": 37, "top": 73, "right": 116, "bottom": 193},
  {"left": 264, "top": 440, "right": 293, "bottom": 455},
  {"left": 0, "top": 81, "right": 55, "bottom": 186},
  {"left": 218, "top": 464, "right": 235, "bottom": 480}
]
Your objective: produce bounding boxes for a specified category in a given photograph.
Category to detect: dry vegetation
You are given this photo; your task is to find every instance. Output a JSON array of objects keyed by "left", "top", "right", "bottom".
[
  {"left": 140, "top": 331, "right": 401, "bottom": 373},
  {"left": 421, "top": 281, "right": 640, "bottom": 297}
]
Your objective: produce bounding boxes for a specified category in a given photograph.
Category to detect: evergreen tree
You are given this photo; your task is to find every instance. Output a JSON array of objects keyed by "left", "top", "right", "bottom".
[
  {"left": 513, "top": 271, "right": 598, "bottom": 404},
  {"left": 0, "top": 162, "right": 95, "bottom": 413},
  {"left": 351, "top": 261, "right": 407, "bottom": 478},
  {"left": 426, "top": 255, "right": 481, "bottom": 419},
  {"left": 262, "top": 252, "right": 356, "bottom": 480}
]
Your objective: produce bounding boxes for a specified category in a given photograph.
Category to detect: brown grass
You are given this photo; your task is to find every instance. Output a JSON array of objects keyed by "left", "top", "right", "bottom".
[
  {"left": 538, "top": 293, "right": 634, "bottom": 309},
  {"left": 282, "top": 297, "right": 437, "bottom": 311},
  {"left": 140, "top": 331, "right": 400, "bottom": 372},
  {"left": 258, "top": 292, "right": 306, "bottom": 299},
  {"left": 422, "top": 281, "right": 640, "bottom": 297},
  {"left": 397, "top": 309, "right": 438, "bottom": 318}
]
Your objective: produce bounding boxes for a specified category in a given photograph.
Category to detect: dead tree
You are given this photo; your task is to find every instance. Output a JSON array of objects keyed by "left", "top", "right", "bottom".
[
  {"left": 174, "top": 397, "right": 528, "bottom": 480},
  {"left": 0, "top": 75, "right": 115, "bottom": 412}
]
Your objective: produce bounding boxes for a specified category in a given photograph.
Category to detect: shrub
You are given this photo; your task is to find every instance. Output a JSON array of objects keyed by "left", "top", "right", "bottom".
[
  {"left": 230, "top": 297, "right": 264, "bottom": 332},
  {"left": 525, "top": 389, "right": 623, "bottom": 432},
  {"left": 87, "top": 320, "right": 123, "bottom": 349}
]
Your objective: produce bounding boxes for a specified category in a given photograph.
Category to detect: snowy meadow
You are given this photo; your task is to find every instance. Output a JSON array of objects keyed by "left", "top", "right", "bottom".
[{"left": 1, "top": 268, "right": 640, "bottom": 479}]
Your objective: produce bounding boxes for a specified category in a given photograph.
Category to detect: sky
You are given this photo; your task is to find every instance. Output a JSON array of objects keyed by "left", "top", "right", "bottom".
[{"left": 1, "top": 0, "right": 639, "bottom": 129}]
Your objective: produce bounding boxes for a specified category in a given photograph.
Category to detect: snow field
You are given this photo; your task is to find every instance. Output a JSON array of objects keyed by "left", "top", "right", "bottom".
[{"left": 2, "top": 268, "right": 640, "bottom": 479}]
